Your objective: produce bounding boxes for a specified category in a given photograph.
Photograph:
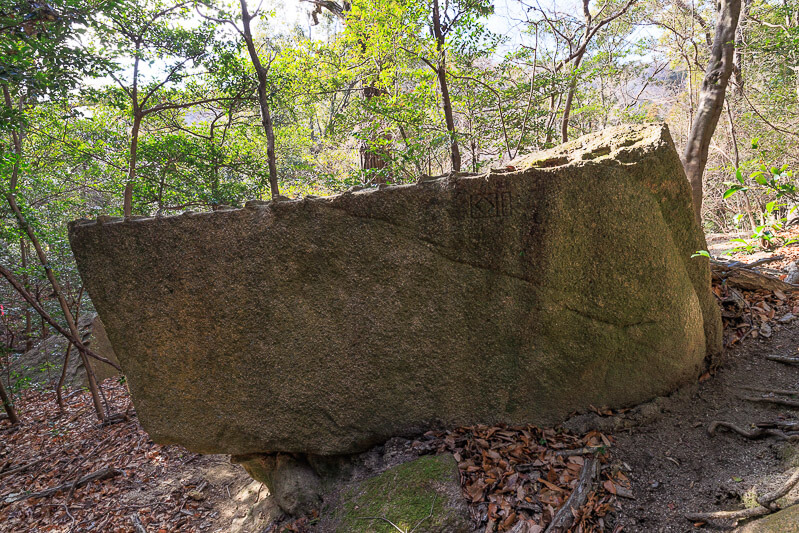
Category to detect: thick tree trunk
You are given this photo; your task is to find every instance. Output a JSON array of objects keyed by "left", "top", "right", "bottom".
[{"left": 682, "top": 0, "right": 742, "bottom": 222}]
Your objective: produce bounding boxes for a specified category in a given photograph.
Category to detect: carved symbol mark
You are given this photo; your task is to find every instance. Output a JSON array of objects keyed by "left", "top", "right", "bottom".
[{"left": 470, "top": 191, "right": 511, "bottom": 218}]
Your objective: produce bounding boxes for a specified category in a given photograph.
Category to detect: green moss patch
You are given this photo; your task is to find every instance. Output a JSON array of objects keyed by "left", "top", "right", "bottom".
[{"left": 335, "top": 454, "right": 471, "bottom": 533}]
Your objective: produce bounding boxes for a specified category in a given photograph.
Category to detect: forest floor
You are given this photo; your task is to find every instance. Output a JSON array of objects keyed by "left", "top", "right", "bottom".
[{"left": 4, "top": 233, "right": 799, "bottom": 532}]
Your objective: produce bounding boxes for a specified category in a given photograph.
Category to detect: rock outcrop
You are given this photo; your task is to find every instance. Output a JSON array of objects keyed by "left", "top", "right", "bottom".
[
  {"left": 7, "top": 314, "right": 120, "bottom": 390},
  {"left": 68, "top": 123, "right": 721, "bottom": 457}
]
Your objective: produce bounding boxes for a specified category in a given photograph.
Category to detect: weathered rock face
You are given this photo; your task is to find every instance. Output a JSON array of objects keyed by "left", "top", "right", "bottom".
[{"left": 68, "top": 123, "right": 721, "bottom": 457}]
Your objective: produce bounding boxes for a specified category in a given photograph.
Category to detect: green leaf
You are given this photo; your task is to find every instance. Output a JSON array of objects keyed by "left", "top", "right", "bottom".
[
  {"left": 735, "top": 167, "right": 744, "bottom": 184},
  {"left": 723, "top": 185, "right": 748, "bottom": 199},
  {"left": 691, "top": 250, "right": 711, "bottom": 258}
]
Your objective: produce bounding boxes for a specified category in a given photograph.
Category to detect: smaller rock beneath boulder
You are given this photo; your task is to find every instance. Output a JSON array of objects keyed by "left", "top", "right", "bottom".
[{"left": 231, "top": 453, "right": 321, "bottom": 516}]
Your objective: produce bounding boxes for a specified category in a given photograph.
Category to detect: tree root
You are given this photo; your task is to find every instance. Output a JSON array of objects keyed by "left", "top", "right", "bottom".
[
  {"left": 707, "top": 421, "right": 799, "bottom": 441},
  {"left": 766, "top": 355, "right": 799, "bottom": 366},
  {"left": 757, "top": 468, "right": 799, "bottom": 508},
  {"left": 737, "top": 385, "right": 799, "bottom": 396},
  {"left": 740, "top": 395, "right": 799, "bottom": 408},
  {"left": 686, "top": 468, "right": 799, "bottom": 525}
]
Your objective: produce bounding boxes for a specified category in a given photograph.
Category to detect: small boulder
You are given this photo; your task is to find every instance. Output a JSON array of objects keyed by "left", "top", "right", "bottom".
[{"left": 232, "top": 453, "right": 322, "bottom": 516}]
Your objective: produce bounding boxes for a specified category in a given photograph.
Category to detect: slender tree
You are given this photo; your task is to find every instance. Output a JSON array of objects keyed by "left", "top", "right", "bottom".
[{"left": 682, "top": 0, "right": 742, "bottom": 221}]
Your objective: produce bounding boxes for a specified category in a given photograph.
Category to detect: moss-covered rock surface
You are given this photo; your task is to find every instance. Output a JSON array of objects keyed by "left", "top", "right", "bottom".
[
  {"left": 332, "top": 454, "right": 474, "bottom": 533},
  {"left": 739, "top": 505, "right": 799, "bottom": 532}
]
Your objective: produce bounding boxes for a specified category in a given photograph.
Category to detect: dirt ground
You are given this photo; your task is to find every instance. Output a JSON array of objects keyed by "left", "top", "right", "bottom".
[{"left": 612, "top": 319, "right": 799, "bottom": 532}]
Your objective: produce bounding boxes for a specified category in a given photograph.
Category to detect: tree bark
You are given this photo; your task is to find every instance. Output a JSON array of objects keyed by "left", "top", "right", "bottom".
[
  {"left": 732, "top": 0, "right": 751, "bottom": 93},
  {"left": 240, "top": 0, "right": 280, "bottom": 199},
  {"left": 56, "top": 286, "right": 83, "bottom": 411},
  {"left": 20, "top": 238, "right": 31, "bottom": 351},
  {"left": 124, "top": 58, "right": 142, "bottom": 218},
  {"left": 682, "top": 0, "right": 742, "bottom": 222},
  {"left": 0, "top": 371, "right": 19, "bottom": 424},
  {"left": 360, "top": 86, "right": 390, "bottom": 183},
  {"left": 560, "top": 51, "right": 586, "bottom": 143}
]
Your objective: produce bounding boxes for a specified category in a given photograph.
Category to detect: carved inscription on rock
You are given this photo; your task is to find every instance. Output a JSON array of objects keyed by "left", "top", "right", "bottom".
[{"left": 470, "top": 191, "right": 511, "bottom": 218}]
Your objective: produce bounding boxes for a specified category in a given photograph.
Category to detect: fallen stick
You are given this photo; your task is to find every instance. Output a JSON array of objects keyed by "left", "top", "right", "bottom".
[
  {"left": 544, "top": 455, "right": 598, "bottom": 533},
  {"left": 0, "top": 451, "right": 60, "bottom": 479},
  {"left": 766, "top": 355, "right": 799, "bottom": 366},
  {"left": 741, "top": 396, "right": 799, "bottom": 409},
  {"left": 554, "top": 446, "right": 607, "bottom": 457},
  {"left": 757, "top": 421, "right": 799, "bottom": 431},
  {"left": 2, "top": 467, "right": 121, "bottom": 504},
  {"left": 711, "top": 262, "right": 798, "bottom": 292}
]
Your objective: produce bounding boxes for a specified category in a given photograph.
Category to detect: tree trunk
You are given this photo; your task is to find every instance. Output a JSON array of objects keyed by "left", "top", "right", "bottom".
[
  {"left": 56, "top": 286, "right": 83, "bottom": 411},
  {"left": 360, "top": 85, "right": 390, "bottom": 183},
  {"left": 7, "top": 195, "right": 106, "bottom": 420},
  {"left": 682, "top": 0, "right": 742, "bottom": 222},
  {"left": 431, "top": 1, "right": 461, "bottom": 172},
  {"left": 0, "top": 373, "right": 18, "bottom": 425},
  {"left": 240, "top": 0, "right": 280, "bottom": 199},
  {"left": 732, "top": 0, "right": 751, "bottom": 93},
  {"left": 560, "top": 51, "right": 586, "bottom": 143},
  {"left": 20, "top": 239, "right": 31, "bottom": 351},
  {"left": 123, "top": 112, "right": 141, "bottom": 217},
  {"left": 0, "top": 92, "right": 106, "bottom": 420}
]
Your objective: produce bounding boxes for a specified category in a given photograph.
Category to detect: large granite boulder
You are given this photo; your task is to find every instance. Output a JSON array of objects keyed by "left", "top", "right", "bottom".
[{"left": 68, "top": 123, "right": 721, "bottom": 457}]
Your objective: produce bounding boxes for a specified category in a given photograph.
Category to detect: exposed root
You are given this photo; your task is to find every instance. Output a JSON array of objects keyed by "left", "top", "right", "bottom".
[
  {"left": 707, "top": 421, "right": 799, "bottom": 441},
  {"left": 766, "top": 355, "right": 799, "bottom": 365},
  {"left": 686, "top": 485, "right": 799, "bottom": 525},
  {"left": 757, "top": 468, "right": 799, "bottom": 508},
  {"left": 737, "top": 385, "right": 799, "bottom": 396},
  {"left": 740, "top": 395, "right": 799, "bottom": 408}
]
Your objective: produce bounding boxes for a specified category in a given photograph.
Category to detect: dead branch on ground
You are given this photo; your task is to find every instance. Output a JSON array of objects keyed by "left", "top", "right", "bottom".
[
  {"left": 544, "top": 454, "right": 598, "bottom": 533},
  {"left": 711, "top": 256, "right": 798, "bottom": 292},
  {"left": 2, "top": 467, "right": 121, "bottom": 504}
]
